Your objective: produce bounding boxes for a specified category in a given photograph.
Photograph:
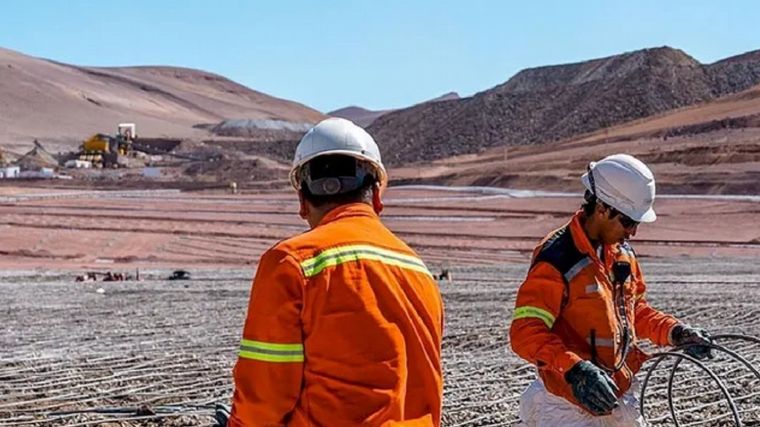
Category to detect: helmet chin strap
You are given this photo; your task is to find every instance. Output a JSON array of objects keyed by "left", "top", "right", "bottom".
[{"left": 587, "top": 163, "right": 597, "bottom": 197}]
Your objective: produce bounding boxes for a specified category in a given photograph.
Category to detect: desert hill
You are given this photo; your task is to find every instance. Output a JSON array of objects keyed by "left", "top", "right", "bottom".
[
  {"left": 0, "top": 47, "right": 325, "bottom": 152},
  {"left": 329, "top": 92, "right": 460, "bottom": 127},
  {"left": 369, "top": 46, "right": 760, "bottom": 166},
  {"left": 392, "top": 82, "right": 760, "bottom": 194}
]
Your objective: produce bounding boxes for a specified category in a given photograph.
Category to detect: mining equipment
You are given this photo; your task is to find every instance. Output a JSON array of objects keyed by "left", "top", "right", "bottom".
[{"left": 80, "top": 123, "right": 136, "bottom": 168}]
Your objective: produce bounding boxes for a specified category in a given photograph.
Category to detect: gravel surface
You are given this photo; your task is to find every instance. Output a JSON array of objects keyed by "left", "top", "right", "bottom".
[{"left": 2, "top": 259, "right": 759, "bottom": 426}]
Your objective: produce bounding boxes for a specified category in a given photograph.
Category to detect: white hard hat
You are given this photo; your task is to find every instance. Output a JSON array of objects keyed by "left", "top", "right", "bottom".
[
  {"left": 581, "top": 154, "right": 656, "bottom": 223},
  {"left": 289, "top": 117, "right": 387, "bottom": 191}
]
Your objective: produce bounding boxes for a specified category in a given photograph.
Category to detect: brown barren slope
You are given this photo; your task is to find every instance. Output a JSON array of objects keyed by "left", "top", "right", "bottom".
[
  {"left": 0, "top": 186, "right": 758, "bottom": 269},
  {"left": 392, "top": 83, "right": 760, "bottom": 194},
  {"left": 369, "top": 47, "right": 760, "bottom": 166},
  {"left": 0, "top": 47, "right": 325, "bottom": 152}
]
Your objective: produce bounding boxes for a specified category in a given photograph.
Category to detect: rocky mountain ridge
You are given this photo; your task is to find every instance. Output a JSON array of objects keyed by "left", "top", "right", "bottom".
[
  {"left": 368, "top": 46, "right": 760, "bottom": 165},
  {"left": 329, "top": 92, "right": 460, "bottom": 127}
]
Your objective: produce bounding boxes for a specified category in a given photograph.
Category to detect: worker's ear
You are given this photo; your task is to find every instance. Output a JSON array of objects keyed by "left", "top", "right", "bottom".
[
  {"left": 372, "top": 183, "right": 384, "bottom": 214},
  {"left": 297, "top": 191, "right": 310, "bottom": 220}
]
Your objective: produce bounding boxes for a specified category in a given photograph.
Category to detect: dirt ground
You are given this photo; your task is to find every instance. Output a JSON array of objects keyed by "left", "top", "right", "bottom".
[
  {"left": 1, "top": 186, "right": 759, "bottom": 270},
  {"left": 392, "top": 126, "right": 760, "bottom": 196},
  {"left": 1, "top": 186, "right": 760, "bottom": 426},
  {"left": 2, "top": 262, "right": 759, "bottom": 426}
]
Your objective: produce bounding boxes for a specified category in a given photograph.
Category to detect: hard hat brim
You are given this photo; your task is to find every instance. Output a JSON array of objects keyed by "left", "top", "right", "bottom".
[{"left": 635, "top": 207, "right": 657, "bottom": 223}]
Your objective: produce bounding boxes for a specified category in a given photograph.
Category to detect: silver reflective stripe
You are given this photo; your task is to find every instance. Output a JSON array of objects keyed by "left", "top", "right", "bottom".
[
  {"left": 564, "top": 257, "right": 592, "bottom": 282},
  {"left": 588, "top": 337, "right": 615, "bottom": 348},
  {"left": 585, "top": 283, "right": 599, "bottom": 294}
]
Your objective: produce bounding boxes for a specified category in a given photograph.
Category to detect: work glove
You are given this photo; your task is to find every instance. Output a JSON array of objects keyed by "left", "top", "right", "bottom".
[
  {"left": 213, "top": 403, "right": 231, "bottom": 427},
  {"left": 565, "top": 360, "right": 620, "bottom": 415},
  {"left": 671, "top": 324, "right": 714, "bottom": 360}
]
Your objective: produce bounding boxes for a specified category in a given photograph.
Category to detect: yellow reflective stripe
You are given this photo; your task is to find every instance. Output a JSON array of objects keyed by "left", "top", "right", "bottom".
[
  {"left": 513, "top": 306, "right": 556, "bottom": 328},
  {"left": 239, "top": 339, "right": 304, "bottom": 363},
  {"left": 239, "top": 351, "right": 304, "bottom": 363},
  {"left": 240, "top": 339, "right": 302, "bottom": 351},
  {"left": 300, "top": 244, "right": 433, "bottom": 278}
]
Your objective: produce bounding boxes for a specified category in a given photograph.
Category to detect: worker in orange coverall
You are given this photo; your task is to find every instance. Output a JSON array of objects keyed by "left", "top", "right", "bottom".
[
  {"left": 224, "top": 118, "right": 444, "bottom": 427},
  {"left": 510, "top": 154, "right": 714, "bottom": 426}
]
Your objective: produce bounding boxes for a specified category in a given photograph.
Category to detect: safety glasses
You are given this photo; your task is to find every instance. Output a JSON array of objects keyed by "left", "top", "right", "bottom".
[{"left": 614, "top": 210, "right": 639, "bottom": 229}]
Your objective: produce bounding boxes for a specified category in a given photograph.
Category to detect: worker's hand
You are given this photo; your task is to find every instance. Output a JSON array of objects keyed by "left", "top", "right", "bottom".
[
  {"left": 671, "top": 324, "right": 714, "bottom": 360},
  {"left": 565, "top": 360, "right": 620, "bottom": 416}
]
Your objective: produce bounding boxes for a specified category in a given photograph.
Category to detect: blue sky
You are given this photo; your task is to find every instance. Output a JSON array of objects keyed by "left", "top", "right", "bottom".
[{"left": 2, "top": 1, "right": 759, "bottom": 113}]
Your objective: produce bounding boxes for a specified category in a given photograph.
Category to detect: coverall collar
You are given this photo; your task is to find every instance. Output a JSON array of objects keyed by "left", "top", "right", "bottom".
[
  {"left": 317, "top": 202, "right": 377, "bottom": 227},
  {"left": 569, "top": 210, "right": 605, "bottom": 263}
]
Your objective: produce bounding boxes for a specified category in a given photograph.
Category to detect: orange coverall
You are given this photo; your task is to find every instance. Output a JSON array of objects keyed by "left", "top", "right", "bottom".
[
  {"left": 510, "top": 211, "right": 679, "bottom": 410},
  {"left": 229, "top": 203, "right": 444, "bottom": 426}
]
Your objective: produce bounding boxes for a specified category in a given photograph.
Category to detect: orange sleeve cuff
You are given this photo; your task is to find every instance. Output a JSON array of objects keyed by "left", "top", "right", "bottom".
[{"left": 553, "top": 351, "right": 583, "bottom": 376}]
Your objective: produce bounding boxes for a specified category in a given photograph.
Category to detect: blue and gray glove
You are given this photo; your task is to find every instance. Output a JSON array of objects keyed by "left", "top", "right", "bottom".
[
  {"left": 565, "top": 360, "right": 620, "bottom": 415},
  {"left": 671, "top": 324, "right": 714, "bottom": 360}
]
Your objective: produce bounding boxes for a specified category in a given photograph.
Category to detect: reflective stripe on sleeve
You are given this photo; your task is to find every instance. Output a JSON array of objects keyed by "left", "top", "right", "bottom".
[
  {"left": 513, "top": 306, "right": 556, "bottom": 329},
  {"left": 239, "top": 339, "right": 304, "bottom": 363},
  {"left": 300, "top": 244, "right": 433, "bottom": 278}
]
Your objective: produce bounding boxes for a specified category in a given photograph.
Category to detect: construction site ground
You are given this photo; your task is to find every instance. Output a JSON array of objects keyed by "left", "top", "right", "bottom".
[{"left": 1, "top": 186, "right": 760, "bottom": 426}]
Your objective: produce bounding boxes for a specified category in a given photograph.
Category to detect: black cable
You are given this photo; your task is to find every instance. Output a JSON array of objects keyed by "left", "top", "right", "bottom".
[
  {"left": 640, "top": 334, "right": 760, "bottom": 426},
  {"left": 714, "top": 333, "right": 760, "bottom": 346},
  {"left": 667, "top": 336, "right": 760, "bottom": 426},
  {"left": 639, "top": 351, "right": 742, "bottom": 426}
]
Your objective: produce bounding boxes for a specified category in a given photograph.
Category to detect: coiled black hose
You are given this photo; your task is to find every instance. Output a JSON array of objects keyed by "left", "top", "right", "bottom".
[{"left": 639, "top": 334, "right": 760, "bottom": 426}]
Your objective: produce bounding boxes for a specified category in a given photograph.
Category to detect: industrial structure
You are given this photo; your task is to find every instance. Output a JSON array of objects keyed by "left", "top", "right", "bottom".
[
  {"left": 79, "top": 123, "right": 137, "bottom": 168},
  {"left": 0, "top": 165, "right": 20, "bottom": 179}
]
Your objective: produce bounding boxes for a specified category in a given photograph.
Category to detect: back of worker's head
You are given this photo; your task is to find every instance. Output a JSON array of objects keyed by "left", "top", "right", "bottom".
[
  {"left": 290, "top": 118, "right": 387, "bottom": 210},
  {"left": 290, "top": 118, "right": 386, "bottom": 189},
  {"left": 297, "top": 154, "right": 377, "bottom": 207}
]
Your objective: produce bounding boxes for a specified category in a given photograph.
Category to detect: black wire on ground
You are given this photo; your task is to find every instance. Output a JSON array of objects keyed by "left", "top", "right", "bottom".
[{"left": 640, "top": 334, "right": 760, "bottom": 427}]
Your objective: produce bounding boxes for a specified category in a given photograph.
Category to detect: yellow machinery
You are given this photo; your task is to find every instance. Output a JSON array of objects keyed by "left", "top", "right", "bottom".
[
  {"left": 83, "top": 134, "right": 112, "bottom": 153},
  {"left": 80, "top": 123, "right": 137, "bottom": 167}
]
